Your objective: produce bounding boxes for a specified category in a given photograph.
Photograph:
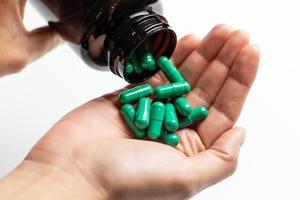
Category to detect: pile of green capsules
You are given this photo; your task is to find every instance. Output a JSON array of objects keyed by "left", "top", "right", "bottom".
[
  {"left": 124, "top": 52, "right": 157, "bottom": 75},
  {"left": 119, "top": 56, "right": 209, "bottom": 147}
]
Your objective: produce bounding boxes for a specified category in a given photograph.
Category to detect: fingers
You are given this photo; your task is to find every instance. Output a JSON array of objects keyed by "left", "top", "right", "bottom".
[
  {"left": 179, "top": 24, "right": 233, "bottom": 86},
  {"left": 145, "top": 24, "right": 233, "bottom": 87},
  {"left": 183, "top": 127, "right": 246, "bottom": 194},
  {"left": 186, "top": 30, "right": 250, "bottom": 107},
  {"left": 171, "top": 34, "right": 200, "bottom": 68},
  {"left": 197, "top": 45, "right": 260, "bottom": 148},
  {"left": 146, "top": 34, "right": 199, "bottom": 86},
  {"left": 26, "top": 26, "right": 62, "bottom": 62}
]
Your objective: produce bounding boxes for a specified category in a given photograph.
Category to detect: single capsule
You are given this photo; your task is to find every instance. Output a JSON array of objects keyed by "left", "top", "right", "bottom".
[
  {"left": 135, "top": 97, "right": 151, "bottom": 130},
  {"left": 141, "top": 53, "right": 156, "bottom": 71},
  {"left": 119, "top": 84, "right": 153, "bottom": 104},
  {"left": 130, "top": 54, "right": 143, "bottom": 74},
  {"left": 147, "top": 102, "right": 166, "bottom": 139},
  {"left": 179, "top": 106, "right": 209, "bottom": 129},
  {"left": 164, "top": 103, "right": 179, "bottom": 132},
  {"left": 160, "top": 130, "right": 180, "bottom": 147},
  {"left": 174, "top": 97, "right": 193, "bottom": 117},
  {"left": 157, "top": 56, "right": 184, "bottom": 83},
  {"left": 134, "top": 65, "right": 143, "bottom": 74},
  {"left": 120, "top": 104, "right": 146, "bottom": 139},
  {"left": 154, "top": 81, "right": 191, "bottom": 99},
  {"left": 124, "top": 62, "right": 134, "bottom": 75}
]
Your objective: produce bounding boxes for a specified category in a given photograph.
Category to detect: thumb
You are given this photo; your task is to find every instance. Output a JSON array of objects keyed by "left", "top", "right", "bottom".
[
  {"left": 184, "top": 127, "right": 246, "bottom": 194},
  {"left": 26, "top": 26, "right": 63, "bottom": 62}
]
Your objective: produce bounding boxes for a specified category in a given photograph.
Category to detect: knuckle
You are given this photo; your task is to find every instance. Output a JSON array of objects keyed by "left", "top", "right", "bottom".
[
  {"left": 224, "top": 154, "right": 238, "bottom": 176},
  {"left": 210, "top": 147, "right": 239, "bottom": 177}
]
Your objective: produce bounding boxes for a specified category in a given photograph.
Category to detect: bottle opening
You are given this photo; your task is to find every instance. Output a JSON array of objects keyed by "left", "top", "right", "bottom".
[
  {"left": 124, "top": 29, "right": 176, "bottom": 83},
  {"left": 105, "top": 10, "right": 177, "bottom": 83}
]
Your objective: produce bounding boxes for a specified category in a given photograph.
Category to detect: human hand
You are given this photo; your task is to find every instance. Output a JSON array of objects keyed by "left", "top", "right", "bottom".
[
  {"left": 0, "top": 0, "right": 61, "bottom": 77},
  {"left": 21, "top": 24, "right": 259, "bottom": 200}
]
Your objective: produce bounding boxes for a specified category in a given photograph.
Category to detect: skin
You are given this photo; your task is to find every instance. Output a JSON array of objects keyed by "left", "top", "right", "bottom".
[
  {"left": 0, "top": 0, "right": 61, "bottom": 77},
  {"left": 0, "top": 1, "right": 260, "bottom": 200}
]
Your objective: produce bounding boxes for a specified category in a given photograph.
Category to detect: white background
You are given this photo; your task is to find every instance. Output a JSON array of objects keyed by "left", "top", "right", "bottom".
[{"left": 0, "top": 0, "right": 299, "bottom": 199}]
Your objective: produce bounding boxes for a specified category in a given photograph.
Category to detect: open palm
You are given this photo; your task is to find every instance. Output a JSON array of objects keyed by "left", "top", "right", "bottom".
[{"left": 28, "top": 25, "right": 259, "bottom": 200}]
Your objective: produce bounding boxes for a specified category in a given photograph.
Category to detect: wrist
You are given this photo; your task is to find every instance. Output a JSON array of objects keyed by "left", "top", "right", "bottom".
[{"left": 0, "top": 150, "right": 107, "bottom": 200}]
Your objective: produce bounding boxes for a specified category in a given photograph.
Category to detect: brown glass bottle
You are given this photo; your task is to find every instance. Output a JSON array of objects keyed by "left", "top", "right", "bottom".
[{"left": 30, "top": 0, "right": 177, "bottom": 83}]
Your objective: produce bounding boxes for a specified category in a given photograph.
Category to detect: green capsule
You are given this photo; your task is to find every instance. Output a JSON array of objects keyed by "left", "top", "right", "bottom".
[
  {"left": 179, "top": 106, "right": 209, "bottom": 129},
  {"left": 160, "top": 130, "right": 180, "bottom": 147},
  {"left": 124, "top": 62, "right": 134, "bottom": 75},
  {"left": 154, "top": 81, "right": 191, "bottom": 100},
  {"left": 134, "top": 65, "right": 143, "bottom": 74},
  {"left": 120, "top": 104, "right": 146, "bottom": 139},
  {"left": 147, "top": 102, "right": 166, "bottom": 139},
  {"left": 157, "top": 56, "right": 184, "bottom": 83},
  {"left": 135, "top": 97, "right": 151, "bottom": 130},
  {"left": 174, "top": 97, "right": 193, "bottom": 117},
  {"left": 119, "top": 84, "right": 153, "bottom": 104},
  {"left": 130, "top": 54, "right": 143, "bottom": 74},
  {"left": 141, "top": 53, "right": 156, "bottom": 71},
  {"left": 164, "top": 103, "right": 179, "bottom": 132}
]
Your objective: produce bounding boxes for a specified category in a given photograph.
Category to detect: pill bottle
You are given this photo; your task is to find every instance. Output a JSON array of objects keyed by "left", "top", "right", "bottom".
[{"left": 30, "top": 0, "right": 177, "bottom": 83}]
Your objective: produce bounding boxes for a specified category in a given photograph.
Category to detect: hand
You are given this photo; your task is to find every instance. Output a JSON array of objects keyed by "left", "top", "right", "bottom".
[
  {"left": 20, "top": 25, "right": 259, "bottom": 200},
  {"left": 0, "top": 0, "right": 61, "bottom": 77}
]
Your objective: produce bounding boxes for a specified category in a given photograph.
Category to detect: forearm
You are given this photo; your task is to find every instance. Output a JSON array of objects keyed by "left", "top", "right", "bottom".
[{"left": 0, "top": 158, "right": 104, "bottom": 200}]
